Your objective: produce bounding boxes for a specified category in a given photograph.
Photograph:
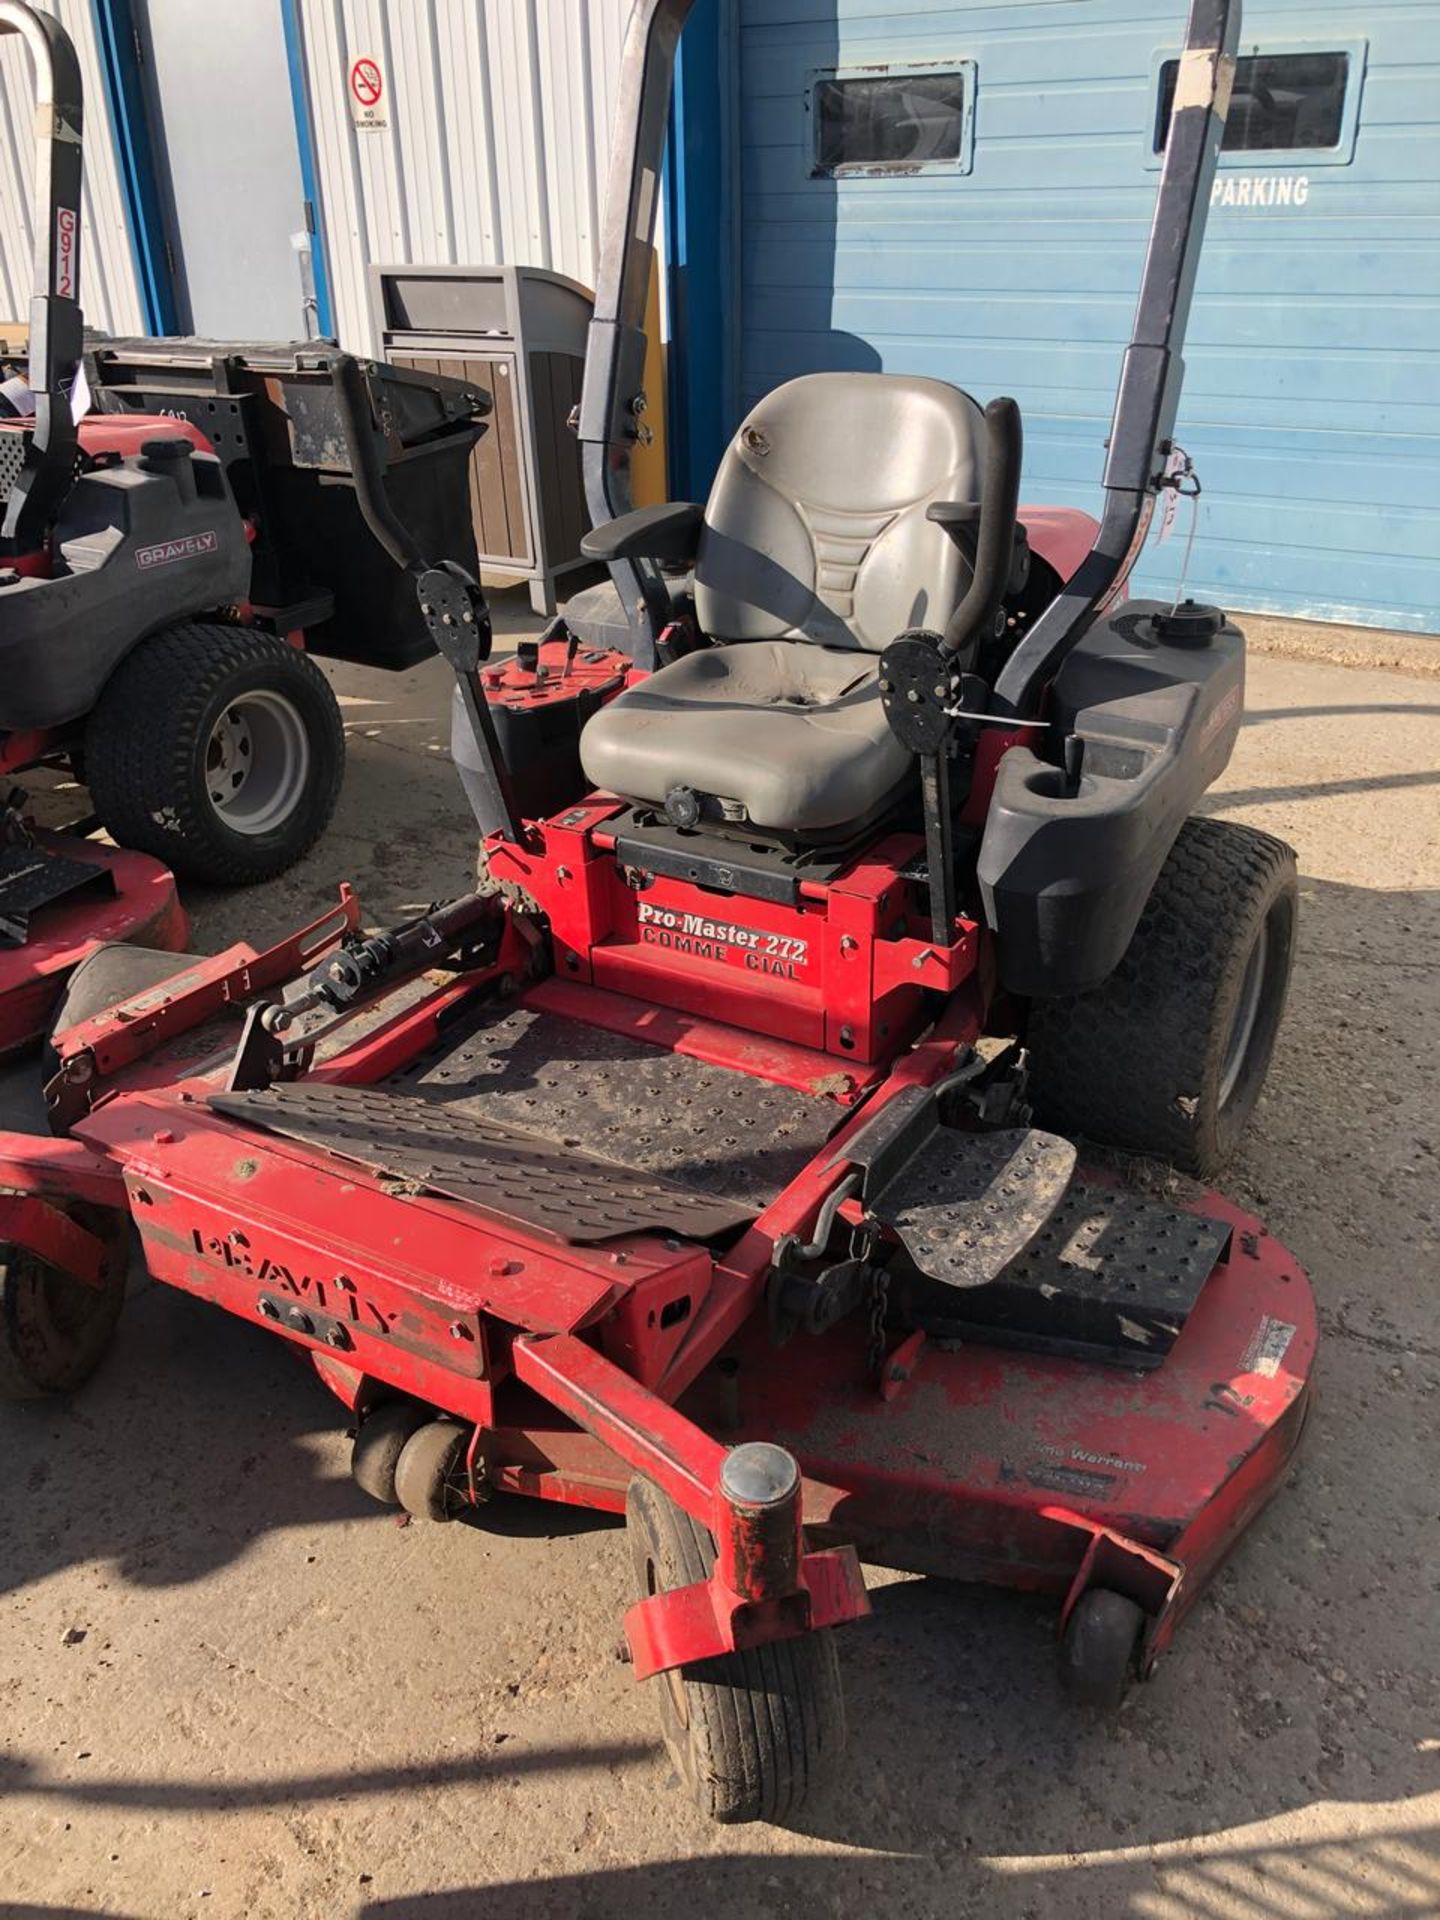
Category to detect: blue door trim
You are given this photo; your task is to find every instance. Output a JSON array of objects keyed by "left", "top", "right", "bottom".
[
  {"left": 280, "top": 0, "right": 334, "bottom": 338},
  {"left": 665, "top": 0, "right": 737, "bottom": 500},
  {"left": 89, "top": 0, "right": 178, "bottom": 333}
]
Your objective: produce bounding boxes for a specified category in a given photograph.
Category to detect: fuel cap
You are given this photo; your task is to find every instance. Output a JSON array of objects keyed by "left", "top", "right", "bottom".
[{"left": 1150, "top": 598, "right": 1224, "bottom": 647}]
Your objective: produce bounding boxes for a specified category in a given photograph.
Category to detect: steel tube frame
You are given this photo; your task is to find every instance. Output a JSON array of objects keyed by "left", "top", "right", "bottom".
[
  {"left": 993, "top": 0, "right": 1240, "bottom": 714},
  {"left": 577, "top": 0, "right": 699, "bottom": 667},
  {"left": 0, "top": 1, "right": 85, "bottom": 552}
]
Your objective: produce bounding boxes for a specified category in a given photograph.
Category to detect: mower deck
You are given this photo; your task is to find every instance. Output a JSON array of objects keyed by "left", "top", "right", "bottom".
[
  {"left": 36, "top": 955, "right": 1311, "bottom": 1683},
  {"left": 0, "top": 828, "right": 187, "bottom": 1059}
]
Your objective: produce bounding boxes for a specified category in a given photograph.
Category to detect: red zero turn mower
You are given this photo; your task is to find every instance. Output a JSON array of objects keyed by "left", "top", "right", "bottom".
[
  {"left": 0, "top": 0, "right": 1312, "bottom": 1825},
  {"left": 0, "top": 1, "right": 483, "bottom": 1057}
]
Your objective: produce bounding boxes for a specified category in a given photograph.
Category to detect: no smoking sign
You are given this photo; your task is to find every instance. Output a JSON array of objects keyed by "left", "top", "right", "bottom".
[{"left": 348, "top": 54, "right": 388, "bottom": 131}]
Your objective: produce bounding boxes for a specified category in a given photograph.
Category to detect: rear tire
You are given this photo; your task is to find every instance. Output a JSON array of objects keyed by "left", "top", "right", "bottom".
[
  {"left": 1026, "top": 816, "right": 1297, "bottom": 1177},
  {"left": 85, "top": 623, "right": 344, "bottom": 887},
  {"left": 626, "top": 1475, "right": 846, "bottom": 1825},
  {"left": 0, "top": 1210, "right": 127, "bottom": 1400}
]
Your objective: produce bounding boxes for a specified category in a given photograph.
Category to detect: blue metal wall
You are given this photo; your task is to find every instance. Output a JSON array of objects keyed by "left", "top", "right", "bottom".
[{"left": 711, "top": 0, "right": 1440, "bottom": 632}]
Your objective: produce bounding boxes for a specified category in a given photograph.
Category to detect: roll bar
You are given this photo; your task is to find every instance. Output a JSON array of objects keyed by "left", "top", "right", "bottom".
[
  {"left": 0, "top": 0, "right": 85, "bottom": 554},
  {"left": 583, "top": 0, "right": 1239, "bottom": 697},
  {"left": 577, "top": 0, "right": 699, "bottom": 661},
  {"left": 993, "top": 0, "right": 1240, "bottom": 715}
]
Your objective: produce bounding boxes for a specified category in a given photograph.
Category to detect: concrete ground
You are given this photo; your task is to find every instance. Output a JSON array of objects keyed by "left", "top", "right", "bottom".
[{"left": 1, "top": 594, "right": 1437, "bottom": 1920}]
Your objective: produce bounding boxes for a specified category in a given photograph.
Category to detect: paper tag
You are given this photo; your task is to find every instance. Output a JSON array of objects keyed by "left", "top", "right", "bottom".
[{"left": 1157, "top": 447, "right": 1187, "bottom": 543}]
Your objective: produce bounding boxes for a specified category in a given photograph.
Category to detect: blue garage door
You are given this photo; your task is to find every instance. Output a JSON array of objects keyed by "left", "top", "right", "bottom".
[{"left": 733, "top": 0, "right": 1440, "bottom": 633}]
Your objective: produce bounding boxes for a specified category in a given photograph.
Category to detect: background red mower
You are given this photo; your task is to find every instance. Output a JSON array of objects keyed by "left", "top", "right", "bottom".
[
  {"left": 0, "top": 0, "right": 1311, "bottom": 1828},
  {"left": 0, "top": 0, "right": 482, "bottom": 1056}
]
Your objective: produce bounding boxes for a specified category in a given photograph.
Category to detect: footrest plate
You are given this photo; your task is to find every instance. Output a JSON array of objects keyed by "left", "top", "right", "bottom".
[
  {"left": 912, "top": 1182, "right": 1233, "bottom": 1368},
  {"left": 870, "top": 1126, "right": 1078, "bottom": 1290},
  {"left": 0, "top": 844, "right": 114, "bottom": 948},
  {"left": 209, "top": 1084, "right": 757, "bottom": 1246}
]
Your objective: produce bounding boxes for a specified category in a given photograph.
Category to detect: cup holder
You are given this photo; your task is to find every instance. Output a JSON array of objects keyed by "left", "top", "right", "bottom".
[{"left": 1025, "top": 765, "right": 1082, "bottom": 801}]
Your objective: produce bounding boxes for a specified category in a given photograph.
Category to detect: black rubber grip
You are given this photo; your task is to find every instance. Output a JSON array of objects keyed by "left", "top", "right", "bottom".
[{"left": 941, "top": 395, "right": 1023, "bottom": 658}]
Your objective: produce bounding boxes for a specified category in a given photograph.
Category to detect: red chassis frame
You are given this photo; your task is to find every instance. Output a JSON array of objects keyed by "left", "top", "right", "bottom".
[{"left": 0, "top": 855, "right": 1315, "bottom": 1685}]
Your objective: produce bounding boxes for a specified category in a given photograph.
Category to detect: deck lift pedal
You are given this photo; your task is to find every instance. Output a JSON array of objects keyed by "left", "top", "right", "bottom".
[{"left": 0, "top": 0, "right": 1313, "bottom": 1825}]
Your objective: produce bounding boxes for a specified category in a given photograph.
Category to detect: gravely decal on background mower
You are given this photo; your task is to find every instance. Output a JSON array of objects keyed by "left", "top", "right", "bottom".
[{"left": 0, "top": 0, "right": 1313, "bottom": 1828}]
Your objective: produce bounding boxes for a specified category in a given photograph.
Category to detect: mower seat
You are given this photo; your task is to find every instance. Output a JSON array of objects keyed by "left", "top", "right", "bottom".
[{"left": 580, "top": 372, "right": 986, "bottom": 833}]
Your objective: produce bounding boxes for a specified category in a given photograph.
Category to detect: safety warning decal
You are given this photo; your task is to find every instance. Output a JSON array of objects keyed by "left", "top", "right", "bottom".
[
  {"left": 55, "top": 206, "right": 78, "bottom": 299},
  {"left": 349, "top": 55, "right": 388, "bottom": 131},
  {"left": 1240, "top": 1315, "right": 1296, "bottom": 1380}
]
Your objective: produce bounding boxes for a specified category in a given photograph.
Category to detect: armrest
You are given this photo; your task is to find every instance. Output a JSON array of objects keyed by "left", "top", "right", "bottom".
[
  {"left": 580, "top": 501, "right": 704, "bottom": 565},
  {"left": 928, "top": 499, "right": 1030, "bottom": 596},
  {"left": 926, "top": 500, "right": 981, "bottom": 538}
]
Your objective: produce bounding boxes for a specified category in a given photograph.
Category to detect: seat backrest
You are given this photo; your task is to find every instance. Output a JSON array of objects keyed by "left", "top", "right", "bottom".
[{"left": 695, "top": 372, "right": 985, "bottom": 653}]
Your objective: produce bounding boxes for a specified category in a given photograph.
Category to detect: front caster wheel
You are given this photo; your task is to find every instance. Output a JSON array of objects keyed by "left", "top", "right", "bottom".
[
  {"left": 351, "top": 1400, "right": 428, "bottom": 1505},
  {"left": 1060, "top": 1588, "right": 1146, "bottom": 1710},
  {"left": 625, "top": 1476, "right": 846, "bottom": 1825},
  {"left": 0, "top": 1211, "right": 128, "bottom": 1400},
  {"left": 393, "top": 1419, "right": 470, "bottom": 1521}
]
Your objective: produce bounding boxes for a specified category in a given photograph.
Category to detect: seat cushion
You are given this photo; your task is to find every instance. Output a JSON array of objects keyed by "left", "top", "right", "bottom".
[{"left": 579, "top": 640, "right": 913, "bottom": 833}]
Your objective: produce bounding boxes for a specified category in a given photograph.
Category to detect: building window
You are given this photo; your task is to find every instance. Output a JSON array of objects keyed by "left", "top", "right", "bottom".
[
  {"left": 812, "top": 67, "right": 972, "bottom": 176},
  {"left": 1155, "top": 50, "right": 1350, "bottom": 153}
]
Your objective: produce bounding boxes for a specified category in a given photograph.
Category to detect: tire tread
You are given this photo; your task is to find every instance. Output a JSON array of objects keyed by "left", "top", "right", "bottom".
[
  {"left": 85, "top": 622, "right": 344, "bottom": 885},
  {"left": 1027, "top": 815, "right": 1297, "bottom": 1175}
]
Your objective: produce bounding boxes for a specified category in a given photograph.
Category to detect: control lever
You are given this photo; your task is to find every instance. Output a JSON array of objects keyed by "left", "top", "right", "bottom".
[
  {"left": 418, "top": 561, "right": 524, "bottom": 845},
  {"left": 1063, "top": 734, "right": 1085, "bottom": 796},
  {"left": 224, "top": 890, "right": 507, "bottom": 1091}
]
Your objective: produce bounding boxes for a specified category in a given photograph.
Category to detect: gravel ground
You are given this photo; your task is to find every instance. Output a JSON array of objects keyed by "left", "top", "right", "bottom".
[{"left": 0, "top": 603, "right": 1436, "bottom": 1919}]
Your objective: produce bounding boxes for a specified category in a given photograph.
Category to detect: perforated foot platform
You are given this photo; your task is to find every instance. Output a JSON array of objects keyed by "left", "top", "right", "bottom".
[
  {"left": 869, "top": 1126, "right": 1078, "bottom": 1289},
  {"left": 904, "top": 1181, "right": 1233, "bottom": 1368},
  {"left": 208, "top": 1083, "right": 758, "bottom": 1246},
  {"left": 0, "top": 843, "right": 115, "bottom": 948}
]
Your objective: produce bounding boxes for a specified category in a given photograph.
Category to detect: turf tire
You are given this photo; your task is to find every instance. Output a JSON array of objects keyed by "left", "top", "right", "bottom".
[
  {"left": 85, "top": 623, "right": 344, "bottom": 886},
  {"left": 1026, "top": 815, "right": 1298, "bottom": 1177}
]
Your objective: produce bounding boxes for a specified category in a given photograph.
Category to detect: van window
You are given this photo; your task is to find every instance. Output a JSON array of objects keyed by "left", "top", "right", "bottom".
[
  {"left": 814, "top": 69, "right": 969, "bottom": 176},
  {"left": 1155, "top": 50, "right": 1350, "bottom": 153}
]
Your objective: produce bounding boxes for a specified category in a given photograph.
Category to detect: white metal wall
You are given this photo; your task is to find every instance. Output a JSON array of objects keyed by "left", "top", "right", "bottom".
[
  {"left": 0, "top": 0, "right": 143, "bottom": 334},
  {"left": 298, "top": 0, "right": 635, "bottom": 358}
]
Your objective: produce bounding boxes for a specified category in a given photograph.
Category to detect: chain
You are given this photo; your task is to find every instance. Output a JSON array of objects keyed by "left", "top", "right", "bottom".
[{"left": 865, "top": 1264, "right": 891, "bottom": 1384}]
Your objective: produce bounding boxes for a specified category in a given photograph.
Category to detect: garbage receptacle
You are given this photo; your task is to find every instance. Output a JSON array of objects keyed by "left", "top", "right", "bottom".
[{"left": 369, "top": 265, "right": 592, "bottom": 616}]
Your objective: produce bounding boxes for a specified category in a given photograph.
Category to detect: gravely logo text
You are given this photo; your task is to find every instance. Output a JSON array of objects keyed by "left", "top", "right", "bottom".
[{"left": 135, "top": 530, "right": 220, "bottom": 570}]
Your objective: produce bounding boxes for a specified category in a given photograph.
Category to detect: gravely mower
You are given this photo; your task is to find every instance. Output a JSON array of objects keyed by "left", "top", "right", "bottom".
[
  {"left": 0, "top": 1, "right": 481, "bottom": 1056},
  {"left": 0, "top": 0, "right": 1312, "bottom": 1824}
]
